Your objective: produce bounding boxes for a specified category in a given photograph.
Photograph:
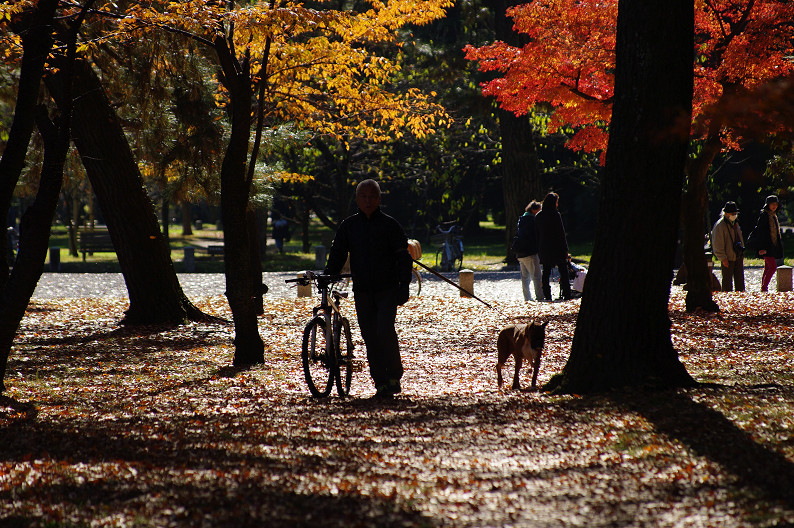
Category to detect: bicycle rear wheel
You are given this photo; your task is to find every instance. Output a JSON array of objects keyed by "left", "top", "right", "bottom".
[
  {"left": 334, "top": 317, "right": 354, "bottom": 397},
  {"left": 302, "top": 316, "right": 334, "bottom": 397}
]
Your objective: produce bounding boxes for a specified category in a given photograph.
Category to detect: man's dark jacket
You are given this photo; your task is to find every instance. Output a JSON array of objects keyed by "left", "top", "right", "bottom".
[{"left": 326, "top": 208, "right": 412, "bottom": 292}]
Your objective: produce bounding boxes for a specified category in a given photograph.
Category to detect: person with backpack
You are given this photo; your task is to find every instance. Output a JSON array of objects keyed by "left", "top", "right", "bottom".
[{"left": 512, "top": 201, "right": 544, "bottom": 301}]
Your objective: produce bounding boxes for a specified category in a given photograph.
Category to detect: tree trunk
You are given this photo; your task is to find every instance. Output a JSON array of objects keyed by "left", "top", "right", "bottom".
[
  {"left": 181, "top": 201, "right": 193, "bottom": 236},
  {"left": 499, "top": 109, "right": 543, "bottom": 259},
  {"left": 0, "top": 0, "right": 59, "bottom": 289},
  {"left": 681, "top": 116, "right": 725, "bottom": 312},
  {"left": 248, "top": 208, "right": 265, "bottom": 315},
  {"left": 0, "top": 107, "right": 68, "bottom": 393},
  {"left": 44, "top": 57, "right": 208, "bottom": 324},
  {"left": 161, "top": 197, "right": 170, "bottom": 246},
  {"left": 549, "top": 0, "right": 696, "bottom": 394},
  {"left": 487, "top": 0, "right": 544, "bottom": 261},
  {"left": 300, "top": 199, "right": 311, "bottom": 253},
  {"left": 215, "top": 39, "right": 265, "bottom": 367}
]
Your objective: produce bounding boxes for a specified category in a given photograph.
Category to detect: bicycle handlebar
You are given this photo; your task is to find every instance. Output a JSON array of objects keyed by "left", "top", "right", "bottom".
[{"left": 284, "top": 272, "right": 352, "bottom": 286}]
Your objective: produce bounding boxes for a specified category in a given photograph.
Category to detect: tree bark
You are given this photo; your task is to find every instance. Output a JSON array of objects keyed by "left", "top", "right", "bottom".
[
  {"left": 0, "top": 0, "right": 59, "bottom": 288},
  {"left": 181, "top": 201, "right": 193, "bottom": 236},
  {"left": 215, "top": 38, "right": 265, "bottom": 367},
  {"left": 44, "top": 57, "right": 208, "bottom": 324},
  {"left": 499, "top": 109, "right": 543, "bottom": 258},
  {"left": 487, "top": 0, "right": 544, "bottom": 260},
  {"left": 0, "top": 107, "right": 68, "bottom": 392},
  {"left": 549, "top": 0, "right": 696, "bottom": 394},
  {"left": 680, "top": 110, "right": 727, "bottom": 312}
]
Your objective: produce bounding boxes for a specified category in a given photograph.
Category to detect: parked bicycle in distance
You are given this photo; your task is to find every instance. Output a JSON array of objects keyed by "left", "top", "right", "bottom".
[
  {"left": 285, "top": 271, "right": 354, "bottom": 397},
  {"left": 431, "top": 223, "right": 464, "bottom": 272}
]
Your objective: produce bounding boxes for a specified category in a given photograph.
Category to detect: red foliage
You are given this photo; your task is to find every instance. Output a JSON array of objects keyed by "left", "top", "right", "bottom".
[{"left": 464, "top": 0, "right": 794, "bottom": 153}]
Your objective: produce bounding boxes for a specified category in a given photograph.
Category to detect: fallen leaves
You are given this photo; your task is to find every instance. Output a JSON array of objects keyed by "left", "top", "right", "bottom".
[{"left": 1, "top": 290, "right": 793, "bottom": 526}]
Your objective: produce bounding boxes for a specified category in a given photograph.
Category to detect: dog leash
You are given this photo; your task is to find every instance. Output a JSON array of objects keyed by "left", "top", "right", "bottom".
[
  {"left": 412, "top": 259, "right": 549, "bottom": 322},
  {"left": 412, "top": 258, "right": 493, "bottom": 308}
]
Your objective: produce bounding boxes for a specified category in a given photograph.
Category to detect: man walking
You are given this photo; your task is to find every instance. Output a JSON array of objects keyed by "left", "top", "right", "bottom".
[
  {"left": 325, "top": 179, "right": 413, "bottom": 398},
  {"left": 711, "top": 201, "right": 745, "bottom": 291}
]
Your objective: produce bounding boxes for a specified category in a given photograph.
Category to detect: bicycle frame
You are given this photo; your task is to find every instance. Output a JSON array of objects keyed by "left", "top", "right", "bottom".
[{"left": 286, "top": 272, "right": 353, "bottom": 397}]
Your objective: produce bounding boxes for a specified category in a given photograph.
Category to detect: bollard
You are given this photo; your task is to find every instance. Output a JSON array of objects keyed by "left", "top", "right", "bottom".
[
  {"left": 314, "top": 245, "right": 327, "bottom": 270},
  {"left": 49, "top": 247, "right": 60, "bottom": 272},
  {"left": 183, "top": 246, "right": 196, "bottom": 273},
  {"left": 459, "top": 269, "right": 474, "bottom": 298},
  {"left": 777, "top": 265, "right": 792, "bottom": 292},
  {"left": 297, "top": 273, "right": 312, "bottom": 298}
]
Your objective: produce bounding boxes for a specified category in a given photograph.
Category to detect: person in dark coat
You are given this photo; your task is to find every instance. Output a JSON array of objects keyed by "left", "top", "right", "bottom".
[
  {"left": 514, "top": 201, "right": 544, "bottom": 301},
  {"left": 535, "top": 192, "right": 572, "bottom": 301},
  {"left": 749, "top": 195, "right": 784, "bottom": 292},
  {"left": 325, "top": 179, "right": 413, "bottom": 398}
]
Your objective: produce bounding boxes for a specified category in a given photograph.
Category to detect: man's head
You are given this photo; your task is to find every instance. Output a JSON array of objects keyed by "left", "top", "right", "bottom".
[
  {"left": 356, "top": 179, "right": 381, "bottom": 217},
  {"left": 723, "top": 201, "right": 738, "bottom": 222},
  {"left": 526, "top": 201, "right": 541, "bottom": 214}
]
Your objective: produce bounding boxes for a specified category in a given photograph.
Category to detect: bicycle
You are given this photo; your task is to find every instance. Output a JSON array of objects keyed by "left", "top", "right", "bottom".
[
  {"left": 285, "top": 271, "right": 354, "bottom": 397},
  {"left": 431, "top": 223, "right": 464, "bottom": 272}
]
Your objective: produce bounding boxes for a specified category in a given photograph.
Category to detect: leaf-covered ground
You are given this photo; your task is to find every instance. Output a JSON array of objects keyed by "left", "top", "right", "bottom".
[{"left": 2, "top": 290, "right": 794, "bottom": 527}]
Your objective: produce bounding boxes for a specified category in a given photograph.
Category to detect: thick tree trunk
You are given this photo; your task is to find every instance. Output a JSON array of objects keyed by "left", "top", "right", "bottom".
[
  {"left": 45, "top": 57, "right": 207, "bottom": 324},
  {"left": 0, "top": 0, "right": 59, "bottom": 288},
  {"left": 550, "top": 0, "right": 696, "bottom": 394},
  {"left": 216, "top": 40, "right": 265, "bottom": 367}
]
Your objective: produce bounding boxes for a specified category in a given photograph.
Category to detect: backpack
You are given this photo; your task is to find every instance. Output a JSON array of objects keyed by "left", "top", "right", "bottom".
[{"left": 511, "top": 235, "right": 531, "bottom": 255}]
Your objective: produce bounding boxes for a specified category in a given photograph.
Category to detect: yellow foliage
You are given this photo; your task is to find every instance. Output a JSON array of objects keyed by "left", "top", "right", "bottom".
[
  {"left": 275, "top": 172, "right": 314, "bottom": 184},
  {"left": 115, "top": 0, "right": 453, "bottom": 142}
]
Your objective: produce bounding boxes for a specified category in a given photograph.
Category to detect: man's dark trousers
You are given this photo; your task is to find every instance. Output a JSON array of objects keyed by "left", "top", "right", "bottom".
[{"left": 354, "top": 288, "right": 402, "bottom": 387}]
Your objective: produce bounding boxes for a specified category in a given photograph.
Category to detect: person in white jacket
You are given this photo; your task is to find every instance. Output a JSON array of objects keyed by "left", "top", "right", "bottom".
[{"left": 711, "top": 201, "right": 745, "bottom": 292}]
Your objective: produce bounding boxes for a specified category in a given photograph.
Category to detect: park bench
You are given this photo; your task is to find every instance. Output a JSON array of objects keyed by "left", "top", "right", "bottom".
[
  {"left": 79, "top": 228, "right": 115, "bottom": 262},
  {"left": 206, "top": 245, "right": 224, "bottom": 258}
]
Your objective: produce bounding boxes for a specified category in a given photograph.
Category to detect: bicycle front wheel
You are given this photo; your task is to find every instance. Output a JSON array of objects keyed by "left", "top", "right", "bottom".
[
  {"left": 302, "top": 316, "right": 334, "bottom": 397},
  {"left": 334, "top": 317, "right": 354, "bottom": 397},
  {"left": 411, "top": 267, "right": 422, "bottom": 296}
]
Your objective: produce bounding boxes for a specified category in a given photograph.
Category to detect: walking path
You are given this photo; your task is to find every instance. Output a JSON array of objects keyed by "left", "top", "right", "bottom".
[{"left": 31, "top": 267, "right": 771, "bottom": 301}]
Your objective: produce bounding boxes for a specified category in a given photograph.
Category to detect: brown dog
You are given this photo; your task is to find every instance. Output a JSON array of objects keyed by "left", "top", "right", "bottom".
[{"left": 496, "top": 322, "right": 548, "bottom": 390}]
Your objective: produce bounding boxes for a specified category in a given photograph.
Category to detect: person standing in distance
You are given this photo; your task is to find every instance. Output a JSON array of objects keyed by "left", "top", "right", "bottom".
[
  {"left": 325, "top": 179, "right": 413, "bottom": 398},
  {"left": 514, "top": 201, "right": 544, "bottom": 301},
  {"left": 535, "top": 192, "right": 573, "bottom": 301},
  {"left": 711, "top": 201, "right": 745, "bottom": 292},
  {"left": 750, "top": 195, "right": 784, "bottom": 292}
]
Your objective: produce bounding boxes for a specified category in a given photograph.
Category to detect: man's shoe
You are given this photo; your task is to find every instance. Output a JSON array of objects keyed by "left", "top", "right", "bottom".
[
  {"left": 388, "top": 379, "right": 402, "bottom": 395},
  {"left": 373, "top": 384, "right": 394, "bottom": 399}
]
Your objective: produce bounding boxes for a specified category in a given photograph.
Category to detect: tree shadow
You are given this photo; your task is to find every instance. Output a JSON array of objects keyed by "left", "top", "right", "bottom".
[
  {"left": 0, "top": 395, "right": 38, "bottom": 422},
  {"left": 612, "top": 385, "right": 794, "bottom": 505},
  {"left": 0, "top": 417, "right": 437, "bottom": 527}
]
